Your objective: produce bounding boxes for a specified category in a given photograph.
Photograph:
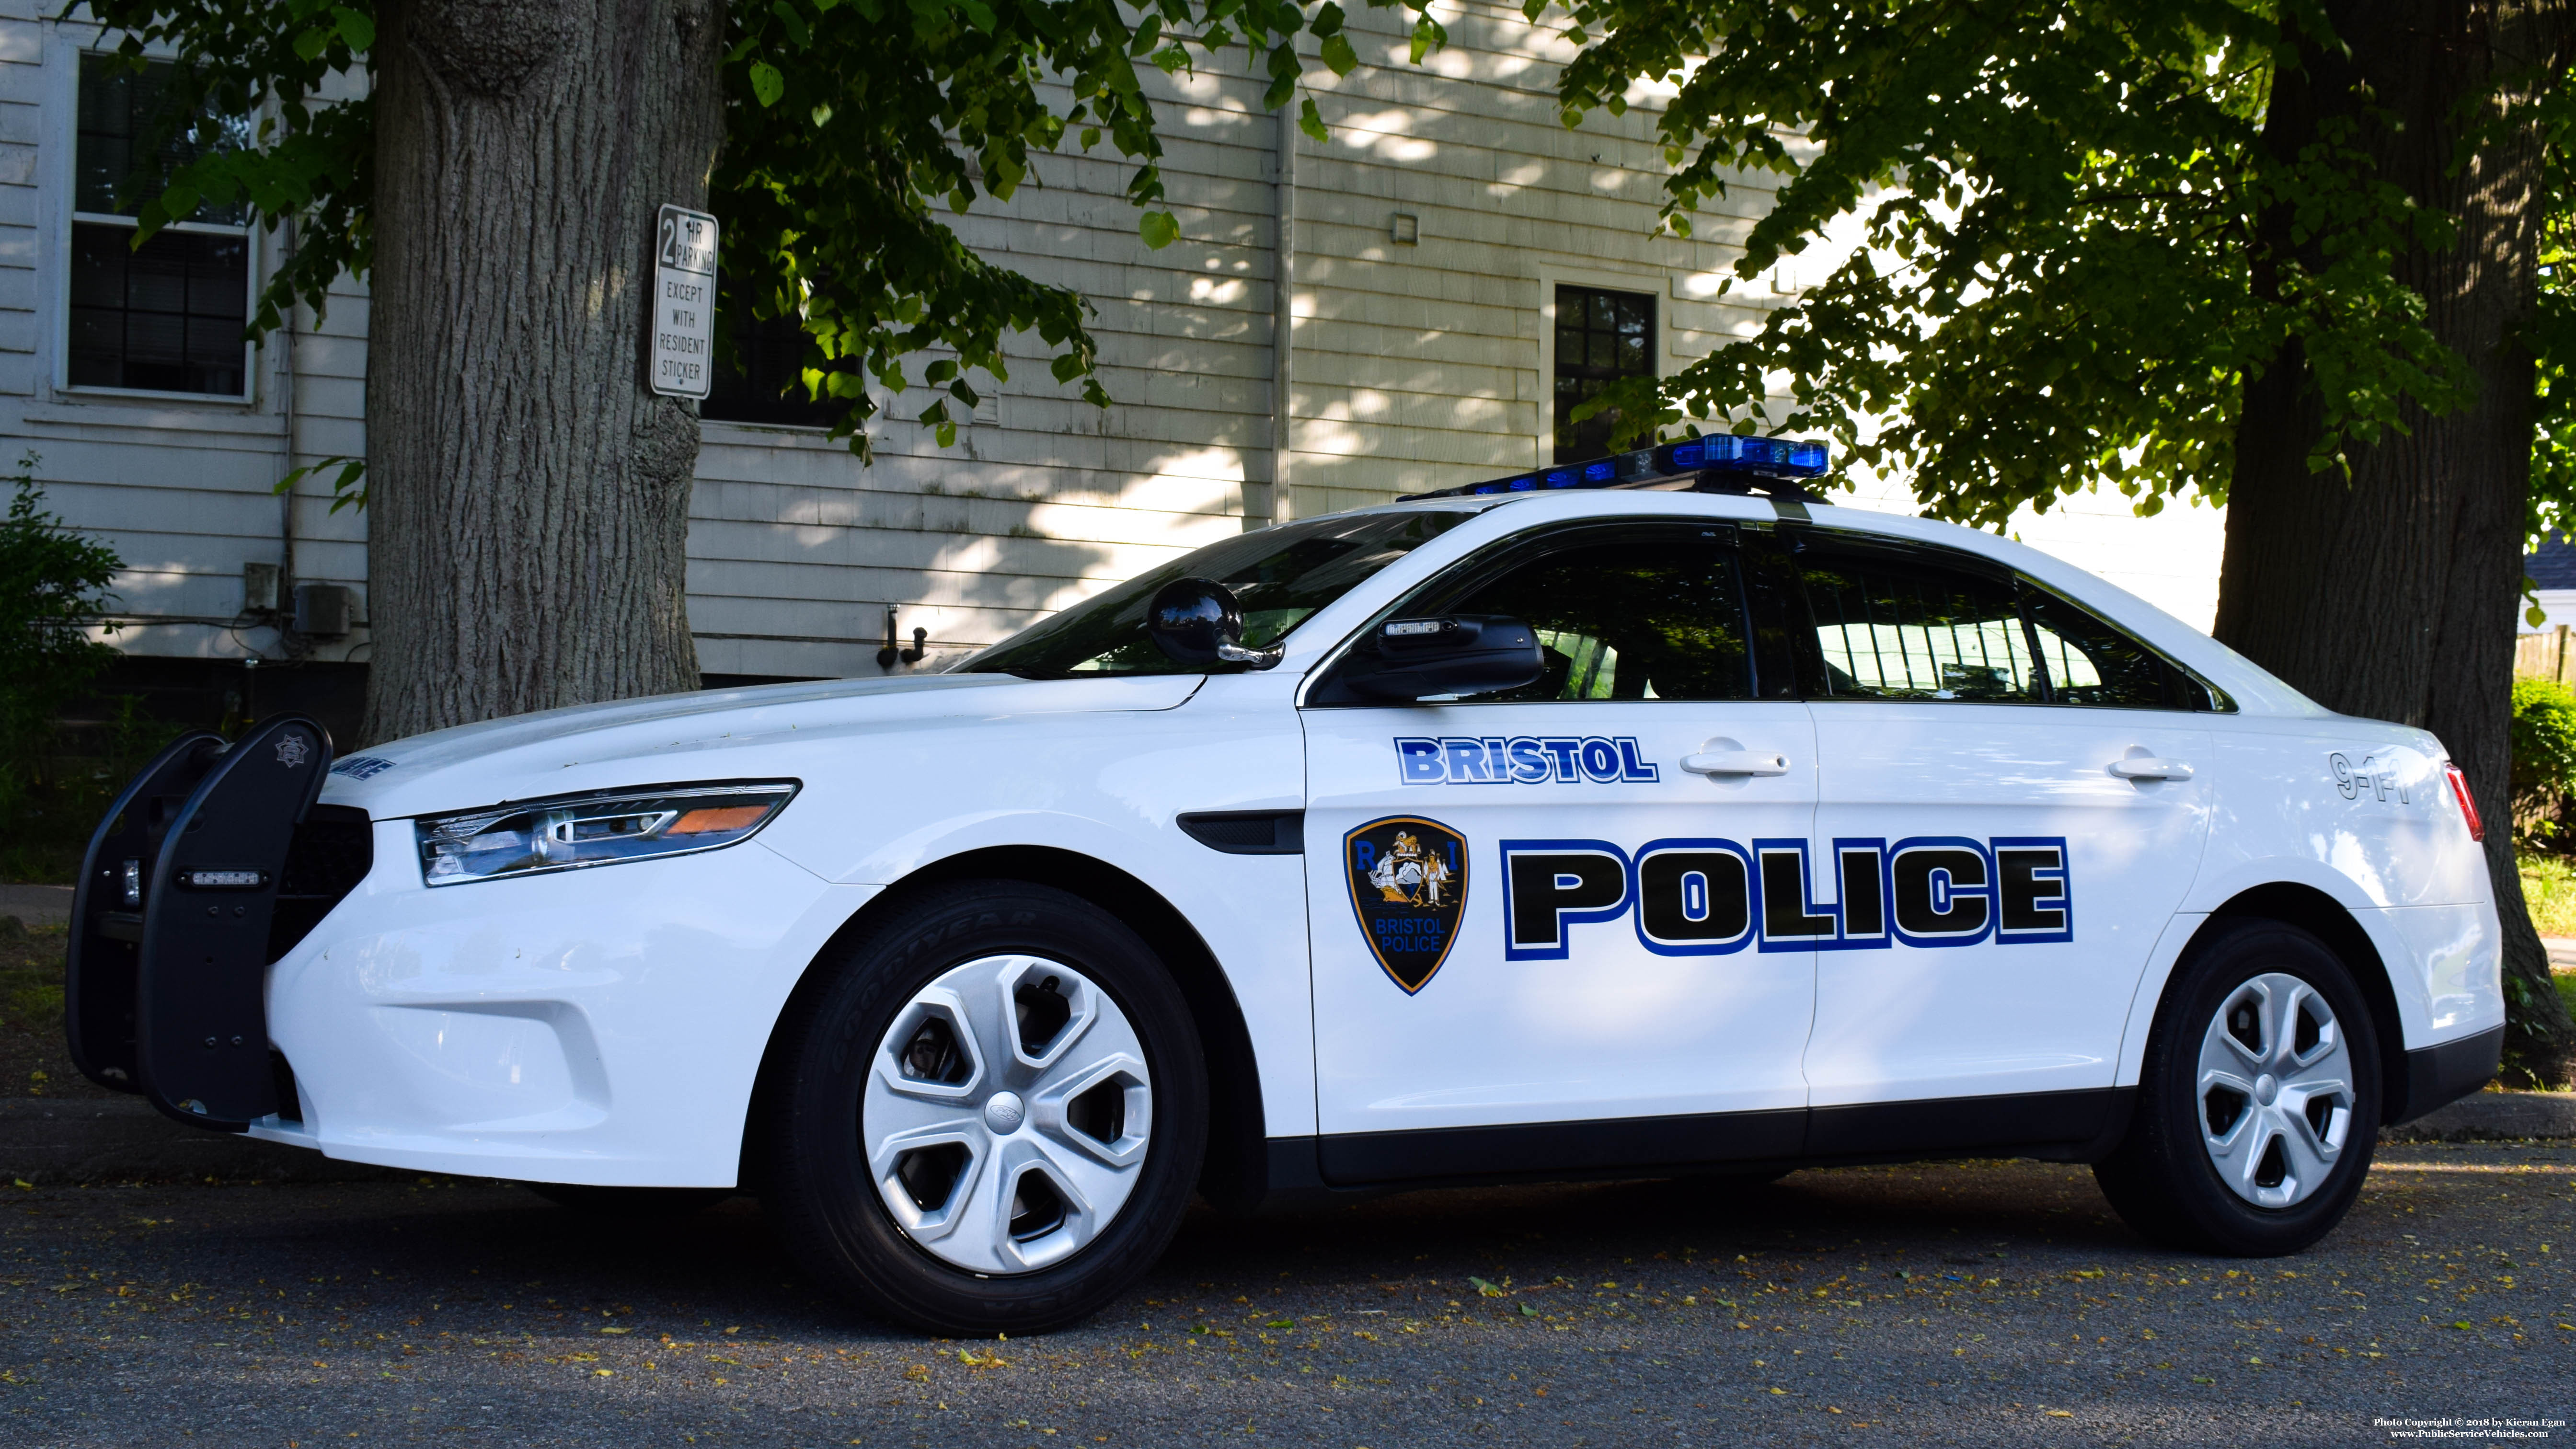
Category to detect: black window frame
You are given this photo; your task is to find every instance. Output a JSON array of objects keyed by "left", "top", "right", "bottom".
[
  {"left": 68, "top": 52, "right": 256, "bottom": 402},
  {"left": 702, "top": 296, "right": 835, "bottom": 428},
  {"left": 1552, "top": 285, "right": 1656, "bottom": 464},
  {"left": 1305, "top": 518, "right": 1765, "bottom": 707}
]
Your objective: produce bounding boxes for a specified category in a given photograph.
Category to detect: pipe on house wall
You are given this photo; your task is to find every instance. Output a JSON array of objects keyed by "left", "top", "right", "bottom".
[{"left": 1269, "top": 102, "right": 1296, "bottom": 528}]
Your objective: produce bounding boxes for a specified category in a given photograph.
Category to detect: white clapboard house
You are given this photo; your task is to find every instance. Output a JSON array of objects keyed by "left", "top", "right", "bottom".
[{"left": 1, "top": 2, "right": 2231, "bottom": 740}]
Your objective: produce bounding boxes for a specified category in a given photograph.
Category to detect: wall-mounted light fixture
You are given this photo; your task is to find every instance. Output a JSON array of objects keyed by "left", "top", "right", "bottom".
[{"left": 877, "top": 605, "right": 928, "bottom": 669}]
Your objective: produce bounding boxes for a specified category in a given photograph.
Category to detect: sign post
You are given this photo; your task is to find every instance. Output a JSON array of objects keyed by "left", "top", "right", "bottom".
[{"left": 649, "top": 204, "right": 718, "bottom": 399}]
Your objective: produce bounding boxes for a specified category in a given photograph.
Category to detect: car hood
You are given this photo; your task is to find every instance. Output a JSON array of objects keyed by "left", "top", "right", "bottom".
[{"left": 318, "top": 671, "right": 1205, "bottom": 818}]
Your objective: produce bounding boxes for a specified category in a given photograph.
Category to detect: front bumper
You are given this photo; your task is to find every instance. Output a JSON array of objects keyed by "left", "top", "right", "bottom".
[{"left": 253, "top": 821, "right": 875, "bottom": 1185}]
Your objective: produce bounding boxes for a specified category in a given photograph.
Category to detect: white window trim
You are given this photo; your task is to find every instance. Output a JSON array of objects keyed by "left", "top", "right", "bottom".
[
  {"left": 1532, "top": 263, "right": 1683, "bottom": 465},
  {"left": 50, "top": 41, "right": 263, "bottom": 407}
]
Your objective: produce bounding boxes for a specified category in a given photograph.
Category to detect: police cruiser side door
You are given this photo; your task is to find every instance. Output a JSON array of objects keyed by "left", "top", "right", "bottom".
[
  {"left": 1767, "top": 530, "right": 2214, "bottom": 1153},
  {"left": 1299, "top": 519, "right": 1817, "bottom": 1184}
]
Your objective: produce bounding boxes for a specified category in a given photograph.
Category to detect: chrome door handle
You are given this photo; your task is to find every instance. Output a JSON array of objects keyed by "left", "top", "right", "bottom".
[
  {"left": 1682, "top": 750, "right": 1792, "bottom": 777},
  {"left": 2110, "top": 757, "right": 2194, "bottom": 781}
]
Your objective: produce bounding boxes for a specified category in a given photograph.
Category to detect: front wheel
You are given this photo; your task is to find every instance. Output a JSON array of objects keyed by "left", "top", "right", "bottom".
[
  {"left": 759, "top": 881, "right": 1207, "bottom": 1334},
  {"left": 2094, "top": 918, "right": 2381, "bottom": 1255}
]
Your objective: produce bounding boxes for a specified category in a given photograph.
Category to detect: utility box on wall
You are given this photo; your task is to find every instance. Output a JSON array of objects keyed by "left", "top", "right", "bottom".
[{"left": 293, "top": 584, "right": 354, "bottom": 639}]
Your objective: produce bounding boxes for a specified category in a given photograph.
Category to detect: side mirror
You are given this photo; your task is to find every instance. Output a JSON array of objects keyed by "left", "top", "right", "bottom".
[
  {"left": 1147, "top": 577, "right": 1283, "bottom": 669},
  {"left": 1339, "top": 615, "right": 1545, "bottom": 702}
]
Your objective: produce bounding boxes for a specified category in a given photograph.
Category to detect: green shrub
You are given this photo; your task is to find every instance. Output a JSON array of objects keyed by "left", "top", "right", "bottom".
[
  {"left": 0, "top": 453, "right": 123, "bottom": 880},
  {"left": 2510, "top": 677, "right": 2576, "bottom": 848}
]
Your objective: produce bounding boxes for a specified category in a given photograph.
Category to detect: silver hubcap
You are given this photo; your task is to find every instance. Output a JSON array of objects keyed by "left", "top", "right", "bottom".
[
  {"left": 2196, "top": 973, "right": 2354, "bottom": 1209},
  {"left": 863, "top": 955, "right": 1152, "bottom": 1274}
]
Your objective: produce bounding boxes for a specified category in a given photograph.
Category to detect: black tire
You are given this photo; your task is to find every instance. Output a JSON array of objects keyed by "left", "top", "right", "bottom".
[
  {"left": 2094, "top": 918, "right": 2381, "bottom": 1256},
  {"left": 524, "top": 1184, "right": 733, "bottom": 1219},
  {"left": 758, "top": 880, "right": 1208, "bottom": 1334}
]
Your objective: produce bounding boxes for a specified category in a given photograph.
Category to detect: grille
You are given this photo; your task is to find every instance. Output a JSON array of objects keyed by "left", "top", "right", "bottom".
[{"left": 265, "top": 804, "right": 375, "bottom": 961}]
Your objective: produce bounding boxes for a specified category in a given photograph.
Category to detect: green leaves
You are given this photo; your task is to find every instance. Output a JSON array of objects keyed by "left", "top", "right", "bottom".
[
  {"left": 100, "top": 0, "right": 1454, "bottom": 463},
  {"left": 329, "top": 5, "right": 374, "bottom": 51},
  {"left": 274, "top": 455, "right": 368, "bottom": 515},
  {"left": 1407, "top": 12, "right": 1445, "bottom": 65},
  {"left": 1541, "top": 0, "right": 2486, "bottom": 528},
  {"left": 0, "top": 452, "right": 123, "bottom": 783}
]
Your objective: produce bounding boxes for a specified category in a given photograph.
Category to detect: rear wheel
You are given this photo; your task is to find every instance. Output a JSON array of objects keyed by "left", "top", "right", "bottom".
[
  {"left": 2094, "top": 918, "right": 2380, "bottom": 1255},
  {"left": 759, "top": 881, "right": 1206, "bottom": 1334}
]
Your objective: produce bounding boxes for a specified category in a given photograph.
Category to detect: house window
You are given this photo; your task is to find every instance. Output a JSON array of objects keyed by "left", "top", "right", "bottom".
[
  {"left": 703, "top": 304, "right": 833, "bottom": 427},
  {"left": 69, "top": 55, "right": 254, "bottom": 398},
  {"left": 1553, "top": 286, "right": 1654, "bottom": 462}
]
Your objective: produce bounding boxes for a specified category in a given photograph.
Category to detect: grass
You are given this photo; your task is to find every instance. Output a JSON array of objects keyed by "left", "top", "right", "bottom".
[
  {"left": 0, "top": 919, "right": 87, "bottom": 1097},
  {"left": 2518, "top": 853, "right": 2576, "bottom": 937}
]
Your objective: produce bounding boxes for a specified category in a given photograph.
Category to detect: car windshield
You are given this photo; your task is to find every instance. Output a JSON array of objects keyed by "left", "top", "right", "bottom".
[{"left": 965, "top": 509, "right": 1477, "bottom": 678}]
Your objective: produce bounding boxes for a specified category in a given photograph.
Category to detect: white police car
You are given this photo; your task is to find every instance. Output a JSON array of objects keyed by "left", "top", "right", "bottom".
[{"left": 66, "top": 436, "right": 2502, "bottom": 1333}]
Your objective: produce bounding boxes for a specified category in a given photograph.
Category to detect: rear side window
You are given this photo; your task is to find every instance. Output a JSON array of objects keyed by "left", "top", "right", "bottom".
[
  {"left": 1774, "top": 532, "right": 2220, "bottom": 711},
  {"left": 1794, "top": 547, "right": 2041, "bottom": 702},
  {"left": 2023, "top": 586, "right": 2220, "bottom": 710}
]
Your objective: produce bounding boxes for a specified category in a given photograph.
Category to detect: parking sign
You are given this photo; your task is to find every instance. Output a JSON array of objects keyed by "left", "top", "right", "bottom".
[{"left": 649, "top": 205, "right": 718, "bottom": 399}]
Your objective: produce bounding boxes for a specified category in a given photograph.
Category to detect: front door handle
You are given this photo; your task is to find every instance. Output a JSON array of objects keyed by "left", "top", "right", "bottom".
[
  {"left": 2110, "top": 757, "right": 2194, "bottom": 781},
  {"left": 1682, "top": 749, "right": 1792, "bottom": 778}
]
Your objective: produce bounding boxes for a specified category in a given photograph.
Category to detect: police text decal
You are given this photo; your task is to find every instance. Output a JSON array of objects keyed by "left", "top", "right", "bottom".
[{"left": 1501, "top": 835, "right": 2071, "bottom": 960}]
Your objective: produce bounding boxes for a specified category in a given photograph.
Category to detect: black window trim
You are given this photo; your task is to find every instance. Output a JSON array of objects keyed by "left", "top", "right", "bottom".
[
  {"left": 66, "top": 50, "right": 259, "bottom": 405},
  {"left": 1551, "top": 284, "right": 1658, "bottom": 465}
]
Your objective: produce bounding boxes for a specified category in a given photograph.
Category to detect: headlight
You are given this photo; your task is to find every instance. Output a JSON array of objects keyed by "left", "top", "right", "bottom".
[{"left": 415, "top": 781, "right": 798, "bottom": 886}]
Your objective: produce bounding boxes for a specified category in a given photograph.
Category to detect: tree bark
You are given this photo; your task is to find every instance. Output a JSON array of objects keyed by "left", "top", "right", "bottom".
[
  {"left": 2215, "top": 0, "right": 2576, "bottom": 1086},
  {"left": 362, "top": 0, "right": 725, "bottom": 742}
]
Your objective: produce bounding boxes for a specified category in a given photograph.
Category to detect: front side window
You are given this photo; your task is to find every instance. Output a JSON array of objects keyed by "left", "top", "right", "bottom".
[
  {"left": 966, "top": 509, "right": 1475, "bottom": 678},
  {"left": 1428, "top": 530, "right": 1753, "bottom": 703},
  {"left": 70, "top": 55, "right": 253, "bottom": 397},
  {"left": 1795, "top": 545, "right": 2041, "bottom": 702}
]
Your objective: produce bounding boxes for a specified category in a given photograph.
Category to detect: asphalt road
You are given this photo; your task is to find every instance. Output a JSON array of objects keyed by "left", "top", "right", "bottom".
[{"left": 0, "top": 1144, "right": 2568, "bottom": 1448}]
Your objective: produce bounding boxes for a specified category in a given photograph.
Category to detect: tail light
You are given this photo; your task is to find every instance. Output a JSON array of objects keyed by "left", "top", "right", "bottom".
[{"left": 2442, "top": 762, "right": 2484, "bottom": 842}]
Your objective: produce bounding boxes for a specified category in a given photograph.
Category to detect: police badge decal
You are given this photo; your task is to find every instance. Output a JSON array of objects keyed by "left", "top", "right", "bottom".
[{"left": 1344, "top": 816, "right": 1469, "bottom": 994}]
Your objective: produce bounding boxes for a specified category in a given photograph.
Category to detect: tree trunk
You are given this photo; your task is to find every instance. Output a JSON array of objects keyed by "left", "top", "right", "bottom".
[
  {"left": 362, "top": 0, "right": 726, "bottom": 743},
  {"left": 2214, "top": 0, "right": 2576, "bottom": 1087}
]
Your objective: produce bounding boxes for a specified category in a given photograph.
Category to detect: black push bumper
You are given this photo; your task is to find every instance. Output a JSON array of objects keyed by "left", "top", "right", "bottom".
[{"left": 64, "top": 715, "right": 369, "bottom": 1131}]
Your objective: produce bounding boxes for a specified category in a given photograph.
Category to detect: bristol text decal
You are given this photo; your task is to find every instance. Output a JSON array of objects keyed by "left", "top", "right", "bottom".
[
  {"left": 1501, "top": 835, "right": 2071, "bottom": 961},
  {"left": 1396, "top": 736, "right": 1660, "bottom": 785},
  {"left": 1345, "top": 816, "right": 1470, "bottom": 994}
]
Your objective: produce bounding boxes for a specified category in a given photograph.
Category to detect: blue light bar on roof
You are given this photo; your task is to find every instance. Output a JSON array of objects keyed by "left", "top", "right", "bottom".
[{"left": 1414, "top": 431, "right": 1829, "bottom": 500}]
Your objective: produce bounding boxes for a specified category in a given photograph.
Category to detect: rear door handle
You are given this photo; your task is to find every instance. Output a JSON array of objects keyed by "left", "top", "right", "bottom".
[
  {"left": 1682, "top": 750, "right": 1792, "bottom": 778},
  {"left": 2110, "top": 757, "right": 2194, "bottom": 781}
]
